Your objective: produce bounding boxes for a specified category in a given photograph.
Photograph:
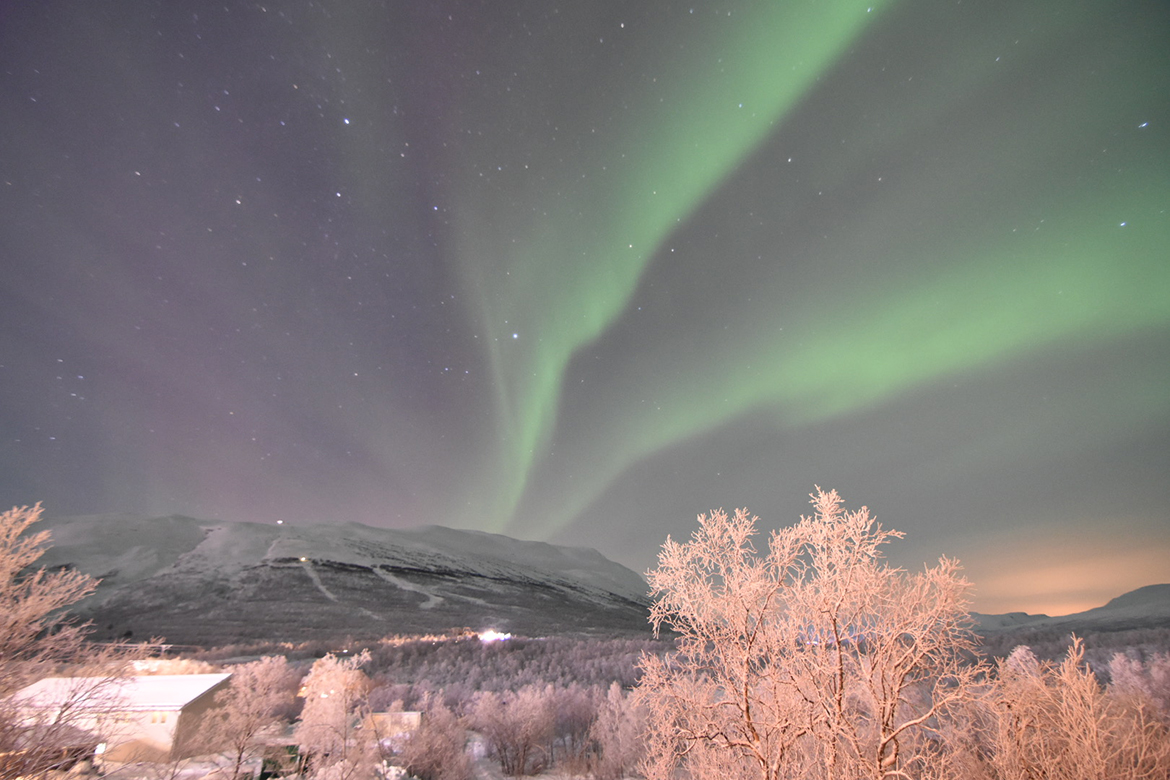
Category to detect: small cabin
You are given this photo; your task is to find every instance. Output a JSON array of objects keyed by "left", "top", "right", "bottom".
[{"left": 10, "top": 673, "right": 232, "bottom": 764}]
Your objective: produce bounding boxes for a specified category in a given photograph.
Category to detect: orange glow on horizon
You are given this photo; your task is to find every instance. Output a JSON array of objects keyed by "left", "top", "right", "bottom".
[{"left": 963, "top": 524, "right": 1170, "bottom": 616}]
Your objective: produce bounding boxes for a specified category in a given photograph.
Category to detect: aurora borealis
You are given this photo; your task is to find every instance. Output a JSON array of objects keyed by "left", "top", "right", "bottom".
[{"left": 2, "top": 0, "right": 1167, "bottom": 615}]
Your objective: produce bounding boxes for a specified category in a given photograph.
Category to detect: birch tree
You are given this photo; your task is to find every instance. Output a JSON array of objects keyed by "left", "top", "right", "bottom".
[
  {"left": 470, "top": 685, "right": 554, "bottom": 776},
  {"left": 1, "top": 505, "right": 100, "bottom": 779},
  {"left": 0, "top": 504, "right": 98, "bottom": 697},
  {"left": 590, "top": 682, "right": 645, "bottom": 780},
  {"left": 196, "top": 656, "right": 298, "bottom": 780},
  {"left": 986, "top": 640, "right": 1170, "bottom": 780},
  {"left": 294, "top": 651, "right": 375, "bottom": 780},
  {"left": 635, "top": 487, "right": 981, "bottom": 780},
  {"left": 395, "top": 694, "right": 471, "bottom": 780}
]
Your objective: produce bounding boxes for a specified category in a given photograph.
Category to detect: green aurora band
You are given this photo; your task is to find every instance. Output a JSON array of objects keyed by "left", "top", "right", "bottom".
[
  {"left": 449, "top": 0, "right": 1170, "bottom": 538},
  {"left": 454, "top": 1, "right": 899, "bottom": 530}
]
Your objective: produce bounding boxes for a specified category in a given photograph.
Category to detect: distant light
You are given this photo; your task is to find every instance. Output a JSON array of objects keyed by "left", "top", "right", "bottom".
[
  {"left": 300, "top": 556, "right": 307, "bottom": 562},
  {"left": 512, "top": 333, "right": 518, "bottom": 339},
  {"left": 276, "top": 520, "right": 283, "bottom": 525},
  {"left": 479, "top": 629, "right": 511, "bottom": 643},
  {"left": 343, "top": 118, "right": 350, "bottom": 124}
]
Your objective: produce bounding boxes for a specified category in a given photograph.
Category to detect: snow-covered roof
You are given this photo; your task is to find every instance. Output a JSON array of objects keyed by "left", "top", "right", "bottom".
[{"left": 12, "top": 673, "right": 231, "bottom": 712}]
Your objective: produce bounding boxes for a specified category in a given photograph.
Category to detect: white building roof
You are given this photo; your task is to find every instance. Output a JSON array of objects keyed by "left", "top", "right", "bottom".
[{"left": 12, "top": 673, "right": 231, "bottom": 712}]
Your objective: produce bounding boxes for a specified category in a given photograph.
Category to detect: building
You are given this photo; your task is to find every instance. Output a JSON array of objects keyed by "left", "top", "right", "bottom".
[
  {"left": 9, "top": 673, "right": 231, "bottom": 764},
  {"left": 366, "top": 710, "right": 422, "bottom": 751}
]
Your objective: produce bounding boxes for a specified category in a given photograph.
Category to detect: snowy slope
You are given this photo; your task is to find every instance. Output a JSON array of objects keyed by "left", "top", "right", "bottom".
[
  {"left": 34, "top": 514, "right": 652, "bottom": 646},
  {"left": 973, "top": 583, "right": 1170, "bottom": 635}
]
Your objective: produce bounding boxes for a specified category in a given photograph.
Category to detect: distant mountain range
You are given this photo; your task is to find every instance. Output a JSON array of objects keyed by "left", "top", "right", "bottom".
[
  {"left": 32, "top": 512, "right": 1170, "bottom": 652},
  {"left": 34, "top": 513, "right": 654, "bottom": 646},
  {"left": 974, "top": 583, "right": 1170, "bottom": 636}
]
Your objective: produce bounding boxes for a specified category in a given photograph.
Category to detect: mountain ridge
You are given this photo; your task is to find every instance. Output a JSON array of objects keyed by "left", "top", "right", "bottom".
[
  {"left": 35, "top": 513, "right": 653, "bottom": 646},
  {"left": 33, "top": 512, "right": 1170, "bottom": 649},
  {"left": 973, "top": 583, "right": 1170, "bottom": 635}
]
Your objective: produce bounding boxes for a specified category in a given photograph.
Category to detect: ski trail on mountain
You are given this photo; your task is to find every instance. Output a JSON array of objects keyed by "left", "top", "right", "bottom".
[
  {"left": 299, "top": 559, "right": 338, "bottom": 602},
  {"left": 372, "top": 567, "right": 445, "bottom": 609},
  {"left": 298, "top": 560, "right": 381, "bottom": 621}
]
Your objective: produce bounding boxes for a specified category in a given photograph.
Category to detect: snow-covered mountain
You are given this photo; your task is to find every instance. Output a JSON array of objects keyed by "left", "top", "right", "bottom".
[
  {"left": 34, "top": 513, "right": 653, "bottom": 646},
  {"left": 973, "top": 583, "right": 1170, "bottom": 635}
]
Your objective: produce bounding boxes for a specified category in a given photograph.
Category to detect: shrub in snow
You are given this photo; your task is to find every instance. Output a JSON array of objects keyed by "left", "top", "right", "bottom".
[
  {"left": 295, "top": 651, "right": 379, "bottom": 780},
  {"left": 470, "top": 686, "right": 553, "bottom": 776},
  {"left": 1109, "top": 651, "right": 1170, "bottom": 720},
  {"left": 195, "top": 656, "right": 298, "bottom": 780},
  {"left": 590, "top": 682, "right": 644, "bottom": 780},
  {"left": 985, "top": 637, "right": 1170, "bottom": 780},
  {"left": 394, "top": 695, "right": 471, "bottom": 780}
]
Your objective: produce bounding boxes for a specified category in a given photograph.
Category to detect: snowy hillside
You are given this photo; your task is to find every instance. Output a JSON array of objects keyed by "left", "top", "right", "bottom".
[
  {"left": 34, "top": 513, "right": 653, "bottom": 645},
  {"left": 973, "top": 583, "right": 1170, "bottom": 635}
]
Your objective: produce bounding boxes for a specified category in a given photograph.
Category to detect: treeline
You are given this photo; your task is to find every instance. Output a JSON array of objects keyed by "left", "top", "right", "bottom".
[
  {"left": 978, "top": 625, "right": 1170, "bottom": 673},
  {"left": 195, "top": 646, "right": 651, "bottom": 780},
  {"left": 184, "top": 633, "right": 666, "bottom": 778},
  {"left": 145, "top": 632, "right": 1170, "bottom": 780},
  {"left": 190, "top": 632, "right": 665, "bottom": 708},
  {"left": 363, "top": 635, "right": 661, "bottom": 710},
  {"left": 236, "top": 635, "right": 661, "bottom": 778}
]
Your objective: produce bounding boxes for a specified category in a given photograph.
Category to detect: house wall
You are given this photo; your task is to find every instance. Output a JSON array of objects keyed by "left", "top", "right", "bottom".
[
  {"left": 97, "top": 677, "right": 231, "bottom": 763},
  {"left": 100, "top": 711, "right": 179, "bottom": 763},
  {"left": 171, "top": 677, "right": 231, "bottom": 759},
  {"left": 369, "top": 710, "right": 422, "bottom": 737},
  {"left": 13, "top": 674, "right": 233, "bottom": 766}
]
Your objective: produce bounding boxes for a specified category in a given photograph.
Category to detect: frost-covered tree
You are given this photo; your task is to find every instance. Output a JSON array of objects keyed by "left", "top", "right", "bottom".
[
  {"left": 590, "top": 682, "right": 644, "bottom": 780},
  {"left": 986, "top": 639, "right": 1170, "bottom": 780},
  {"left": 196, "top": 656, "right": 298, "bottom": 780},
  {"left": 0, "top": 504, "right": 98, "bottom": 697},
  {"left": 395, "top": 694, "right": 471, "bottom": 780},
  {"left": 635, "top": 487, "right": 980, "bottom": 780},
  {"left": 0, "top": 505, "right": 159, "bottom": 780},
  {"left": 294, "top": 651, "right": 376, "bottom": 780},
  {"left": 548, "top": 683, "right": 597, "bottom": 770},
  {"left": 1109, "top": 650, "right": 1170, "bottom": 720},
  {"left": 470, "top": 685, "right": 554, "bottom": 776}
]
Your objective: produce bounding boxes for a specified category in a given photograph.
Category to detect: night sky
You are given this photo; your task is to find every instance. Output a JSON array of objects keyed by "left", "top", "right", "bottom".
[{"left": 2, "top": 0, "right": 1168, "bottom": 616}]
